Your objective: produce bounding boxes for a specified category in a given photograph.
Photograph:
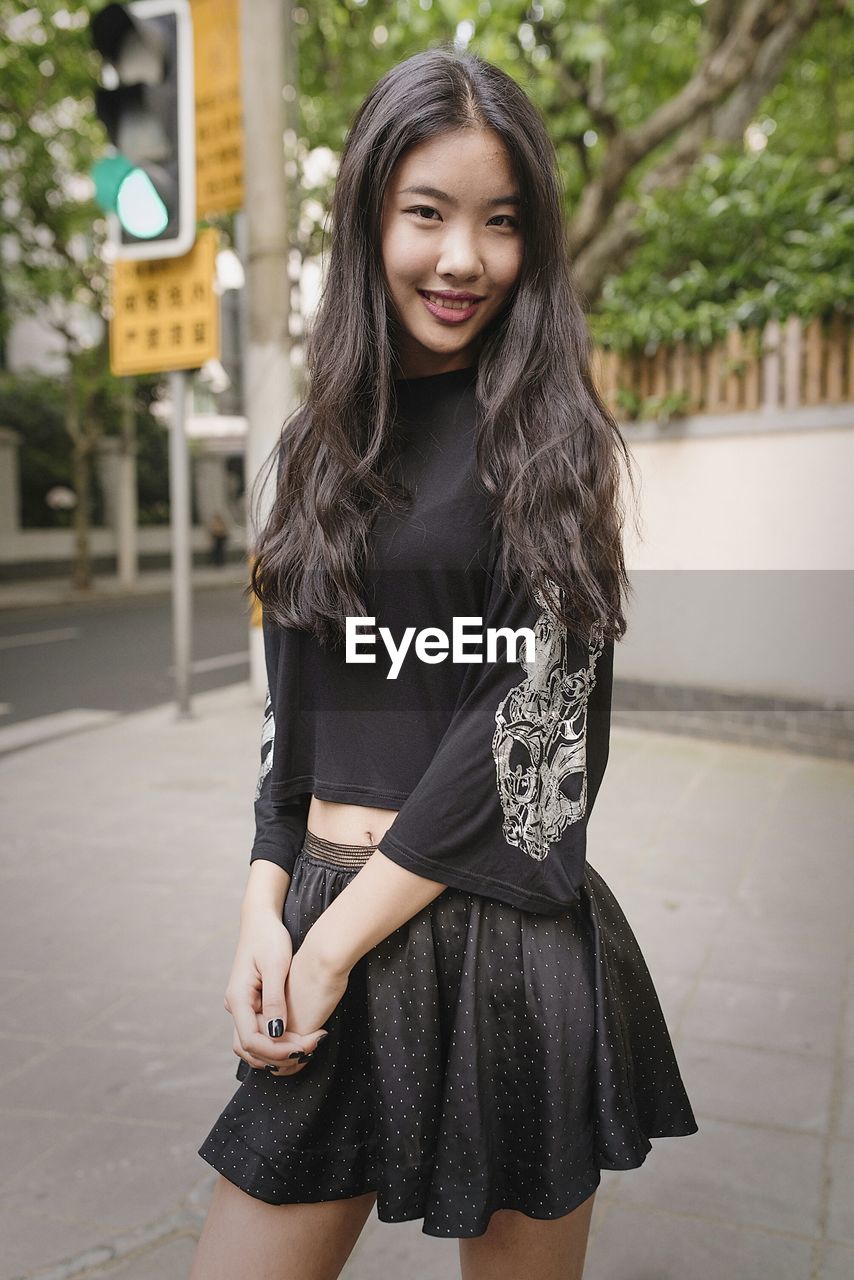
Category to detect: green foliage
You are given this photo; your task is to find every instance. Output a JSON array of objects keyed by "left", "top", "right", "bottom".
[
  {"left": 131, "top": 376, "right": 171, "bottom": 525},
  {"left": 589, "top": 149, "right": 853, "bottom": 353},
  {"left": 0, "top": 372, "right": 76, "bottom": 526},
  {"left": 0, "top": 369, "right": 169, "bottom": 526},
  {"left": 0, "top": 0, "right": 108, "bottom": 344}
]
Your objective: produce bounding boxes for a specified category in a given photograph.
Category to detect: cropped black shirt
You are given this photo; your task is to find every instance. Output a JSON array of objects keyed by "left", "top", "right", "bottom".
[{"left": 250, "top": 364, "right": 614, "bottom": 914}]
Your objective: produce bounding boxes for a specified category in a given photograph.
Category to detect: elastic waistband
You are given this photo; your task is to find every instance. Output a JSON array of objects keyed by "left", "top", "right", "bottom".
[{"left": 301, "top": 829, "right": 378, "bottom": 868}]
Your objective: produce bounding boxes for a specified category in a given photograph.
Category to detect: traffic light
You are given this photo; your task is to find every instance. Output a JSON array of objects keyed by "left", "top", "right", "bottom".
[{"left": 90, "top": 0, "right": 195, "bottom": 260}]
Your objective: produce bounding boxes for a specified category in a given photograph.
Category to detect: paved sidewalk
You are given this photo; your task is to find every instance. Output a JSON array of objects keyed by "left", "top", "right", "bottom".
[
  {"left": 0, "top": 684, "right": 851, "bottom": 1279},
  {"left": 0, "top": 565, "right": 249, "bottom": 611}
]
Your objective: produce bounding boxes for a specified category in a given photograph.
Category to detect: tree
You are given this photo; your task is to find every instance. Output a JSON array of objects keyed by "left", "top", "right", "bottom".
[
  {"left": 292, "top": 0, "right": 849, "bottom": 345},
  {"left": 0, "top": 365, "right": 168, "bottom": 527},
  {"left": 549, "top": 0, "right": 832, "bottom": 303},
  {"left": 0, "top": 0, "right": 116, "bottom": 587}
]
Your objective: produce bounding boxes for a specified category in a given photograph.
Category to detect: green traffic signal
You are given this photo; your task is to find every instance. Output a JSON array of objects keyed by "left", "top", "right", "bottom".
[
  {"left": 91, "top": 154, "right": 170, "bottom": 239},
  {"left": 90, "top": 2, "right": 195, "bottom": 260},
  {"left": 91, "top": 154, "right": 133, "bottom": 214},
  {"left": 116, "top": 169, "right": 169, "bottom": 238}
]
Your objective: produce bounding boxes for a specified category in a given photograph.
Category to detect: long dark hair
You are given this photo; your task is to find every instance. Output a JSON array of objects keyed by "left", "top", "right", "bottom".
[{"left": 246, "top": 44, "right": 638, "bottom": 651}]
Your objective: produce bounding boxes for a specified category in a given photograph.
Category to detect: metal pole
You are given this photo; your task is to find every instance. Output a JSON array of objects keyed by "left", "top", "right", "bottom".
[
  {"left": 240, "top": 0, "right": 295, "bottom": 701},
  {"left": 234, "top": 209, "right": 249, "bottom": 415},
  {"left": 168, "top": 368, "right": 193, "bottom": 717}
]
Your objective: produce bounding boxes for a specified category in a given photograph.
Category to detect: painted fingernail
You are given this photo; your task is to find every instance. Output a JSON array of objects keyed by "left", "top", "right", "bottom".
[
  {"left": 265, "top": 1064, "right": 279, "bottom": 1074},
  {"left": 267, "top": 1018, "right": 284, "bottom": 1038},
  {"left": 288, "top": 1050, "right": 302, "bottom": 1060}
]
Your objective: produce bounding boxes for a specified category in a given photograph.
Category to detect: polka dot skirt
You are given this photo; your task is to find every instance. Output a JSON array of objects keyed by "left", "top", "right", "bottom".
[{"left": 197, "top": 837, "right": 698, "bottom": 1238}]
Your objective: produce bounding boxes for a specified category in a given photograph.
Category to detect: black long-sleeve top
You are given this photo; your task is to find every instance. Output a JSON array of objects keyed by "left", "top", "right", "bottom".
[{"left": 250, "top": 364, "right": 614, "bottom": 914}]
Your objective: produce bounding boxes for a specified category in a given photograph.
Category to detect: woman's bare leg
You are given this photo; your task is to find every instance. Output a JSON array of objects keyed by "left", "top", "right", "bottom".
[
  {"left": 188, "top": 1176, "right": 378, "bottom": 1280},
  {"left": 457, "top": 1190, "right": 597, "bottom": 1280}
]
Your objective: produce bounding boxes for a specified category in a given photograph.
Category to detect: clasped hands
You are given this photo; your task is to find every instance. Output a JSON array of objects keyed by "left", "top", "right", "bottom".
[{"left": 227, "top": 915, "right": 351, "bottom": 1079}]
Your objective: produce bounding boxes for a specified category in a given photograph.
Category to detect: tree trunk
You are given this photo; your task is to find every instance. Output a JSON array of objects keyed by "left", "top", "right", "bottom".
[
  {"left": 64, "top": 373, "right": 93, "bottom": 592},
  {"left": 70, "top": 438, "right": 93, "bottom": 590},
  {"left": 560, "top": 0, "right": 824, "bottom": 307}
]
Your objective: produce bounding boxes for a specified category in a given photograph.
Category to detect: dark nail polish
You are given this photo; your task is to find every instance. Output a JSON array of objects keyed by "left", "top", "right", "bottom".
[
  {"left": 288, "top": 1050, "right": 302, "bottom": 1060},
  {"left": 267, "top": 1018, "right": 284, "bottom": 1038}
]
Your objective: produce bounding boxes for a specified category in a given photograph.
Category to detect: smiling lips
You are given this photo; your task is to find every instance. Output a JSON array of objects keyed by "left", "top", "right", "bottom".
[{"left": 418, "top": 290, "right": 484, "bottom": 322}]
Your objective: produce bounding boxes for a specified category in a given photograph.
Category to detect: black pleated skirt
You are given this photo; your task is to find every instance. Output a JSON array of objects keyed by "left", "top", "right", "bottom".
[{"left": 197, "top": 831, "right": 698, "bottom": 1238}]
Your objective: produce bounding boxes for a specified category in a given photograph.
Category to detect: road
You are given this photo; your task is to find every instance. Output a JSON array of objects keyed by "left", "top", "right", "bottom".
[{"left": 0, "top": 584, "right": 251, "bottom": 741}]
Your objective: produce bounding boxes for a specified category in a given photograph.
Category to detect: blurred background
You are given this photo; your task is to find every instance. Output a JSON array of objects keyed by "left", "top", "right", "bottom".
[{"left": 0, "top": 2, "right": 852, "bottom": 1278}]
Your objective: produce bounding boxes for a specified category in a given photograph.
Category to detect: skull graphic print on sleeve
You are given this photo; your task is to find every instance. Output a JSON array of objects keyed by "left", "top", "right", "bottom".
[
  {"left": 375, "top": 531, "right": 615, "bottom": 915},
  {"left": 493, "top": 582, "right": 606, "bottom": 863}
]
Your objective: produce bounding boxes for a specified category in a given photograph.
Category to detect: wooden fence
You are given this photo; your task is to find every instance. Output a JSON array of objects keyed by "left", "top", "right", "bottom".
[{"left": 591, "top": 312, "right": 853, "bottom": 422}]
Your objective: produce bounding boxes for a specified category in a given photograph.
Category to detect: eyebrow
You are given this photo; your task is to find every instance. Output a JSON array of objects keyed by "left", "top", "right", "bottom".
[{"left": 398, "top": 184, "right": 521, "bottom": 208}]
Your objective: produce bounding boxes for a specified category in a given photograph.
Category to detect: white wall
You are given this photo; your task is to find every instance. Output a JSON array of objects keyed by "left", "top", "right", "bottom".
[
  {"left": 0, "top": 524, "right": 247, "bottom": 565},
  {"left": 618, "top": 418, "right": 854, "bottom": 703}
]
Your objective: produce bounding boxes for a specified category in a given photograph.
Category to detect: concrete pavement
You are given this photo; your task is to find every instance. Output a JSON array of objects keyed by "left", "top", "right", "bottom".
[{"left": 0, "top": 683, "right": 852, "bottom": 1279}]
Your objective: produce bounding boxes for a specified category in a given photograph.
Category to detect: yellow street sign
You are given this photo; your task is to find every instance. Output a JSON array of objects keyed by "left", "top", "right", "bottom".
[
  {"left": 108, "top": 227, "right": 220, "bottom": 377},
  {"left": 191, "top": 0, "right": 244, "bottom": 217}
]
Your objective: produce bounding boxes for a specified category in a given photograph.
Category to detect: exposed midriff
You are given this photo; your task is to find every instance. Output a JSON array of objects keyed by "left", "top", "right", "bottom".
[{"left": 307, "top": 796, "right": 400, "bottom": 847}]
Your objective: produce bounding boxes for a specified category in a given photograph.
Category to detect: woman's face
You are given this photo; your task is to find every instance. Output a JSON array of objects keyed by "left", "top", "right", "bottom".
[{"left": 380, "top": 128, "right": 524, "bottom": 378}]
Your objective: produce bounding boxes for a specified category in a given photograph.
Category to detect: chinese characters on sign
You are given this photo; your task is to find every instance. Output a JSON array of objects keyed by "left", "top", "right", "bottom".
[
  {"left": 191, "top": 0, "right": 244, "bottom": 216},
  {"left": 108, "top": 226, "right": 220, "bottom": 377}
]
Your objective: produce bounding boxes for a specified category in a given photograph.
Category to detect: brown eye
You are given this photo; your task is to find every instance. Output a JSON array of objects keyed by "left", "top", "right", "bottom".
[{"left": 406, "top": 206, "right": 440, "bottom": 220}]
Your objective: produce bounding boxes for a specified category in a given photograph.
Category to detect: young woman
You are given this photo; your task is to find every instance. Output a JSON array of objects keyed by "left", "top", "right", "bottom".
[{"left": 191, "top": 46, "right": 698, "bottom": 1280}]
